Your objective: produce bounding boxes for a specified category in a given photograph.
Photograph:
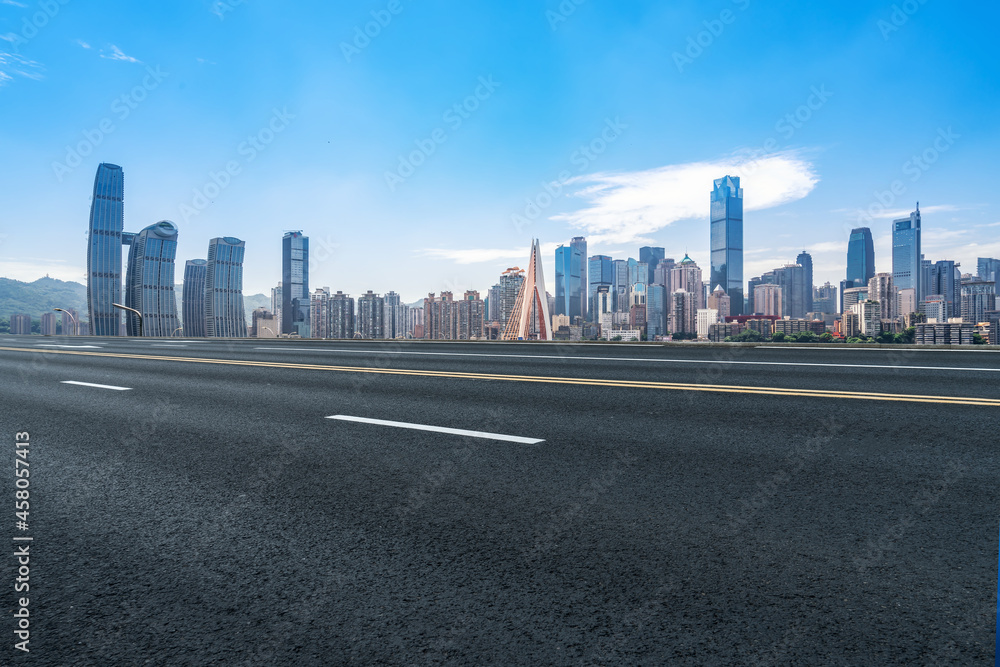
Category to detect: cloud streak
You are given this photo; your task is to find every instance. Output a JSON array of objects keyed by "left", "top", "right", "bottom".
[
  {"left": 100, "top": 44, "right": 140, "bottom": 63},
  {"left": 552, "top": 151, "right": 819, "bottom": 245}
]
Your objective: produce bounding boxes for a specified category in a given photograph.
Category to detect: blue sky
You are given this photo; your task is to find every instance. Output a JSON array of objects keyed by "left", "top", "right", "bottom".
[{"left": 1, "top": 0, "right": 998, "bottom": 301}]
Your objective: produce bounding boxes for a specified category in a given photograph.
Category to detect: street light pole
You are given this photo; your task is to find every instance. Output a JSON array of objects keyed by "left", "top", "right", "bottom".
[
  {"left": 112, "top": 303, "right": 143, "bottom": 337},
  {"left": 53, "top": 308, "right": 77, "bottom": 336},
  {"left": 261, "top": 326, "right": 275, "bottom": 338},
  {"left": 172, "top": 327, "right": 183, "bottom": 337}
]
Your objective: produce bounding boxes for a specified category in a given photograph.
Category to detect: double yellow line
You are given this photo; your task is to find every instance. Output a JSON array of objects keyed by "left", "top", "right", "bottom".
[{"left": 3, "top": 346, "right": 999, "bottom": 406}]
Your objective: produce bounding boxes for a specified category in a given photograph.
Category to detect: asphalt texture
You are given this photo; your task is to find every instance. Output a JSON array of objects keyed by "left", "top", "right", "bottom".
[{"left": 0, "top": 336, "right": 997, "bottom": 665}]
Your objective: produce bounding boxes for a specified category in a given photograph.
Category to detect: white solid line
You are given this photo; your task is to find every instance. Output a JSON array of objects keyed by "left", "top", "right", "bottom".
[
  {"left": 61, "top": 381, "right": 132, "bottom": 391},
  {"left": 149, "top": 344, "right": 188, "bottom": 347},
  {"left": 36, "top": 344, "right": 103, "bottom": 349},
  {"left": 254, "top": 347, "right": 1000, "bottom": 373},
  {"left": 326, "top": 415, "right": 544, "bottom": 444}
]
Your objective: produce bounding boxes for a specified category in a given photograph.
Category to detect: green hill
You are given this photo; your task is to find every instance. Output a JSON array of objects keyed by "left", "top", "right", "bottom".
[{"left": 0, "top": 277, "right": 87, "bottom": 321}]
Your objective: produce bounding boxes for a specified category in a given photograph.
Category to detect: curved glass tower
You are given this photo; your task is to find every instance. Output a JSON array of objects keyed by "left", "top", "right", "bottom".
[
  {"left": 710, "top": 175, "right": 744, "bottom": 315},
  {"left": 124, "top": 221, "right": 181, "bottom": 337},
  {"left": 183, "top": 259, "right": 208, "bottom": 337},
  {"left": 205, "top": 237, "right": 247, "bottom": 338},
  {"left": 87, "top": 163, "right": 125, "bottom": 335}
]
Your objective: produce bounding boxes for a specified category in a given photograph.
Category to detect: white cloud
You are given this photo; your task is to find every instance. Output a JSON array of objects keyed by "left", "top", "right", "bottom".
[
  {"left": 849, "top": 204, "right": 959, "bottom": 221},
  {"left": 100, "top": 44, "right": 140, "bottom": 63},
  {"left": 0, "top": 51, "right": 44, "bottom": 86},
  {"left": 76, "top": 39, "right": 91, "bottom": 50},
  {"left": 2, "top": 1, "right": 28, "bottom": 7},
  {"left": 551, "top": 150, "right": 819, "bottom": 246}
]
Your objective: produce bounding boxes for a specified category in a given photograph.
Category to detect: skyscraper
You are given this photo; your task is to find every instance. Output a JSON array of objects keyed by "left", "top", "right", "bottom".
[
  {"left": 892, "top": 204, "right": 922, "bottom": 302},
  {"left": 846, "top": 227, "right": 876, "bottom": 286},
  {"left": 357, "top": 291, "right": 384, "bottom": 339},
  {"left": 868, "top": 272, "right": 897, "bottom": 322},
  {"left": 960, "top": 280, "right": 995, "bottom": 323},
  {"left": 670, "top": 255, "right": 704, "bottom": 308},
  {"left": 978, "top": 257, "right": 1000, "bottom": 284},
  {"left": 124, "top": 221, "right": 181, "bottom": 337},
  {"left": 555, "top": 245, "right": 573, "bottom": 318},
  {"left": 383, "top": 291, "right": 405, "bottom": 339},
  {"left": 754, "top": 284, "right": 782, "bottom": 317},
  {"left": 86, "top": 163, "right": 125, "bottom": 336},
  {"left": 310, "top": 288, "right": 331, "bottom": 339},
  {"left": 639, "top": 246, "right": 665, "bottom": 284},
  {"left": 205, "top": 237, "right": 247, "bottom": 338},
  {"left": 330, "top": 291, "right": 355, "bottom": 339},
  {"left": 926, "top": 260, "right": 961, "bottom": 318},
  {"left": 281, "top": 231, "right": 310, "bottom": 337},
  {"left": 182, "top": 259, "right": 208, "bottom": 337},
  {"left": 646, "top": 283, "right": 667, "bottom": 339},
  {"left": 710, "top": 175, "right": 744, "bottom": 315},
  {"left": 796, "top": 251, "right": 814, "bottom": 314},
  {"left": 587, "top": 255, "right": 613, "bottom": 323},
  {"left": 498, "top": 268, "right": 525, "bottom": 332},
  {"left": 570, "top": 236, "right": 587, "bottom": 321}
]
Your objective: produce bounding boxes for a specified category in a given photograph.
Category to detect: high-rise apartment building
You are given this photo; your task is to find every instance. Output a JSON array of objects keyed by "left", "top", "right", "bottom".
[
  {"left": 457, "top": 290, "right": 485, "bottom": 340},
  {"left": 710, "top": 175, "right": 744, "bottom": 315},
  {"left": 357, "top": 291, "right": 384, "bottom": 339},
  {"left": 498, "top": 268, "right": 525, "bottom": 331},
  {"left": 671, "top": 290, "right": 697, "bottom": 335},
  {"left": 86, "top": 163, "right": 126, "bottom": 336},
  {"left": 330, "top": 291, "right": 355, "bottom": 339},
  {"left": 10, "top": 314, "right": 31, "bottom": 335},
  {"left": 707, "top": 285, "right": 731, "bottom": 319},
  {"left": 960, "top": 280, "right": 996, "bottom": 323},
  {"left": 867, "top": 272, "right": 897, "bottom": 323},
  {"left": 59, "top": 308, "right": 79, "bottom": 336},
  {"left": 754, "top": 283, "right": 783, "bottom": 317},
  {"left": 182, "top": 259, "right": 208, "bottom": 337},
  {"left": 892, "top": 204, "right": 922, "bottom": 302},
  {"left": 382, "top": 291, "right": 406, "bottom": 339},
  {"left": 310, "top": 288, "right": 331, "bottom": 338},
  {"left": 205, "top": 237, "right": 247, "bottom": 338},
  {"left": 926, "top": 260, "right": 961, "bottom": 319},
  {"left": 646, "top": 284, "right": 667, "bottom": 339},
  {"left": 281, "top": 231, "right": 310, "bottom": 337},
  {"left": 40, "top": 312, "right": 56, "bottom": 335}
]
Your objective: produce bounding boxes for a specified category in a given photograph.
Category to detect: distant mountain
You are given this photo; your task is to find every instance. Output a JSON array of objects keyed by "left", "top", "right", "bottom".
[
  {"left": 0, "top": 277, "right": 87, "bottom": 320},
  {"left": 243, "top": 294, "right": 270, "bottom": 325}
]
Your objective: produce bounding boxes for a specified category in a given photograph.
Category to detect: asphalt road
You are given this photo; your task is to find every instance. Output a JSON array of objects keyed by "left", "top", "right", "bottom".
[{"left": 0, "top": 336, "right": 997, "bottom": 665}]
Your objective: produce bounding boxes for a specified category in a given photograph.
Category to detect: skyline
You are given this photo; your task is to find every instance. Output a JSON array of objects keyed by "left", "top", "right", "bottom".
[{"left": 2, "top": 1, "right": 999, "bottom": 301}]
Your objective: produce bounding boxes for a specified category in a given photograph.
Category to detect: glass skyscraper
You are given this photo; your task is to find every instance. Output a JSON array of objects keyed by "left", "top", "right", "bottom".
[
  {"left": 87, "top": 163, "right": 125, "bottom": 336},
  {"left": 570, "top": 237, "right": 587, "bottom": 321},
  {"left": 587, "top": 255, "right": 613, "bottom": 322},
  {"left": 205, "top": 237, "right": 248, "bottom": 338},
  {"left": 182, "top": 259, "right": 208, "bottom": 337},
  {"left": 846, "top": 227, "right": 876, "bottom": 286},
  {"left": 796, "top": 251, "right": 814, "bottom": 314},
  {"left": 281, "top": 231, "right": 310, "bottom": 337},
  {"left": 639, "top": 246, "right": 665, "bottom": 284},
  {"left": 710, "top": 175, "right": 744, "bottom": 315},
  {"left": 554, "top": 239, "right": 586, "bottom": 321},
  {"left": 892, "top": 204, "right": 921, "bottom": 301},
  {"left": 124, "top": 221, "right": 181, "bottom": 337}
]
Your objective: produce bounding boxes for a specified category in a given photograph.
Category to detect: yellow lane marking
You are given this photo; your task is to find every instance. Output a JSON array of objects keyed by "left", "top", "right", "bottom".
[{"left": 1, "top": 346, "right": 998, "bottom": 406}]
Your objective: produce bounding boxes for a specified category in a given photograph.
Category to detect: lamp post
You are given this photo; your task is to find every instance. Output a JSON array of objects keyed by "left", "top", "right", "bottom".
[
  {"left": 172, "top": 327, "right": 183, "bottom": 337},
  {"left": 112, "top": 303, "right": 143, "bottom": 337},
  {"left": 261, "top": 326, "right": 275, "bottom": 338},
  {"left": 53, "top": 308, "right": 77, "bottom": 336}
]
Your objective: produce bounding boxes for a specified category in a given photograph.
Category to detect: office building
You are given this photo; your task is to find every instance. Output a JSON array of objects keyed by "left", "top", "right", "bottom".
[
  {"left": 281, "top": 231, "right": 310, "bottom": 337},
  {"left": 570, "top": 237, "right": 587, "bottom": 321},
  {"left": 813, "top": 283, "right": 837, "bottom": 314},
  {"left": 252, "top": 308, "right": 279, "bottom": 338},
  {"left": 978, "top": 257, "right": 1000, "bottom": 284},
  {"left": 696, "top": 308, "right": 719, "bottom": 339},
  {"left": 182, "top": 259, "right": 208, "bottom": 337},
  {"left": 555, "top": 242, "right": 585, "bottom": 321},
  {"left": 846, "top": 227, "right": 876, "bottom": 287},
  {"left": 86, "top": 163, "right": 126, "bottom": 336},
  {"left": 124, "top": 221, "right": 181, "bottom": 337},
  {"left": 588, "top": 255, "right": 614, "bottom": 322},
  {"left": 640, "top": 246, "right": 665, "bottom": 284},
  {"left": 646, "top": 284, "right": 667, "bottom": 339},
  {"left": 796, "top": 251, "right": 814, "bottom": 314},
  {"left": 205, "top": 237, "right": 247, "bottom": 338},
  {"left": 926, "top": 260, "right": 961, "bottom": 318},
  {"left": 710, "top": 175, "right": 744, "bottom": 315},
  {"left": 892, "top": 204, "right": 922, "bottom": 302}
]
